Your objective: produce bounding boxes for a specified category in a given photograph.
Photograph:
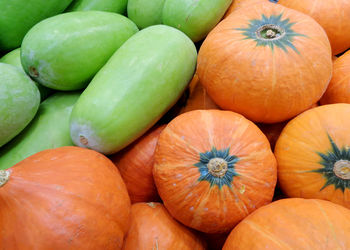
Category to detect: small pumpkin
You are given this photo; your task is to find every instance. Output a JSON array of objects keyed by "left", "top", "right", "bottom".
[
  {"left": 111, "top": 125, "right": 166, "bottom": 203},
  {"left": 223, "top": 198, "right": 350, "bottom": 249},
  {"left": 153, "top": 110, "right": 277, "bottom": 233},
  {"left": 278, "top": 0, "right": 350, "bottom": 55},
  {"left": 321, "top": 51, "right": 350, "bottom": 104},
  {"left": 275, "top": 104, "right": 350, "bottom": 208},
  {"left": 179, "top": 73, "right": 219, "bottom": 114},
  {"left": 123, "top": 202, "right": 206, "bottom": 250},
  {"left": 0, "top": 146, "right": 130, "bottom": 249},
  {"left": 197, "top": 2, "right": 332, "bottom": 123}
]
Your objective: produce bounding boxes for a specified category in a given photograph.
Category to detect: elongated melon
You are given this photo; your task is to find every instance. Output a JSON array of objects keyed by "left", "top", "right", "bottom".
[
  {"left": 0, "top": 0, "right": 73, "bottom": 51},
  {"left": 162, "top": 0, "right": 232, "bottom": 42},
  {"left": 127, "top": 0, "right": 165, "bottom": 29},
  {"left": 70, "top": 25, "right": 197, "bottom": 155},
  {"left": 21, "top": 11, "right": 139, "bottom": 91},
  {"left": 0, "top": 63, "right": 40, "bottom": 147},
  {"left": 66, "top": 0, "right": 128, "bottom": 14},
  {"left": 0, "top": 92, "right": 80, "bottom": 170},
  {"left": 0, "top": 48, "right": 52, "bottom": 101}
]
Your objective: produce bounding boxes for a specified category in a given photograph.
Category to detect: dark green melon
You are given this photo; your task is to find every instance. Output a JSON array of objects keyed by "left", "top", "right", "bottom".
[
  {"left": 0, "top": 0, "right": 73, "bottom": 51},
  {"left": 0, "top": 48, "right": 52, "bottom": 101},
  {"left": 70, "top": 25, "right": 197, "bottom": 155},
  {"left": 0, "top": 92, "right": 80, "bottom": 170},
  {"left": 21, "top": 11, "right": 139, "bottom": 91},
  {"left": 66, "top": 0, "right": 128, "bottom": 14},
  {"left": 0, "top": 63, "right": 40, "bottom": 147}
]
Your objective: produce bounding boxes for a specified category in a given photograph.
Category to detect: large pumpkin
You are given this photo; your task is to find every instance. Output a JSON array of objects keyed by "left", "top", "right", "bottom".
[
  {"left": 224, "top": 0, "right": 268, "bottom": 18},
  {"left": 179, "top": 73, "right": 219, "bottom": 114},
  {"left": 0, "top": 146, "right": 130, "bottom": 249},
  {"left": 197, "top": 2, "right": 332, "bottom": 123},
  {"left": 223, "top": 198, "right": 350, "bottom": 249},
  {"left": 153, "top": 110, "right": 277, "bottom": 233},
  {"left": 275, "top": 104, "right": 350, "bottom": 208},
  {"left": 123, "top": 202, "right": 206, "bottom": 249},
  {"left": 321, "top": 51, "right": 350, "bottom": 104},
  {"left": 278, "top": 0, "right": 350, "bottom": 55},
  {"left": 111, "top": 125, "right": 166, "bottom": 203}
]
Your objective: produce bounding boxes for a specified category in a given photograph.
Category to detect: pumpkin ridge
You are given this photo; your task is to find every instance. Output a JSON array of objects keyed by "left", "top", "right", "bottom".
[
  {"left": 227, "top": 182, "right": 250, "bottom": 216},
  {"left": 7, "top": 176, "right": 122, "bottom": 225}
]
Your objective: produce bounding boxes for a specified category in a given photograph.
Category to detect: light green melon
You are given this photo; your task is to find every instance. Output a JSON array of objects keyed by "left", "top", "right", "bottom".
[
  {"left": 66, "top": 0, "right": 128, "bottom": 14},
  {"left": 127, "top": 0, "right": 165, "bottom": 29}
]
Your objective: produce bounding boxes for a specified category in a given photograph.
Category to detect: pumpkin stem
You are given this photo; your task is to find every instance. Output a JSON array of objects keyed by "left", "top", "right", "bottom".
[
  {"left": 333, "top": 160, "right": 350, "bottom": 180},
  {"left": 256, "top": 24, "right": 284, "bottom": 40},
  {"left": 0, "top": 170, "right": 10, "bottom": 187},
  {"left": 207, "top": 158, "right": 228, "bottom": 178}
]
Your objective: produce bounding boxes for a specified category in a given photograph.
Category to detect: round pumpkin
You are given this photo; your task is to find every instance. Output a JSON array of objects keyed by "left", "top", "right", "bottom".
[
  {"left": 223, "top": 0, "right": 268, "bottom": 18},
  {"left": 275, "top": 104, "right": 350, "bottom": 208},
  {"left": 278, "top": 0, "right": 350, "bottom": 55},
  {"left": 153, "top": 110, "right": 277, "bottom": 233},
  {"left": 123, "top": 202, "right": 206, "bottom": 250},
  {"left": 223, "top": 198, "right": 350, "bottom": 249},
  {"left": 0, "top": 146, "right": 130, "bottom": 249},
  {"left": 111, "top": 125, "right": 166, "bottom": 203},
  {"left": 197, "top": 2, "right": 332, "bottom": 123},
  {"left": 321, "top": 51, "right": 350, "bottom": 104},
  {"left": 179, "top": 73, "right": 219, "bottom": 114}
]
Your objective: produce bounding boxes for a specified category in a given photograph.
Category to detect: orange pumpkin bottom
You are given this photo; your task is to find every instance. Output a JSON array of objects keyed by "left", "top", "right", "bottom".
[
  {"left": 223, "top": 198, "right": 350, "bottom": 249},
  {"left": 123, "top": 202, "right": 206, "bottom": 250}
]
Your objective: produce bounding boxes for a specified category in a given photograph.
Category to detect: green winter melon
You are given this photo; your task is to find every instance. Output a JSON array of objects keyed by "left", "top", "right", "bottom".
[
  {"left": 66, "top": 0, "right": 128, "bottom": 14},
  {"left": 0, "top": 63, "right": 40, "bottom": 147},
  {"left": 0, "top": 48, "right": 52, "bottom": 101},
  {"left": 0, "top": 0, "right": 73, "bottom": 51},
  {"left": 127, "top": 0, "right": 165, "bottom": 29},
  {"left": 162, "top": 0, "right": 232, "bottom": 42},
  {"left": 0, "top": 92, "right": 80, "bottom": 170},
  {"left": 21, "top": 11, "right": 139, "bottom": 91},
  {"left": 70, "top": 25, "right": 197, "bottom": 155}
]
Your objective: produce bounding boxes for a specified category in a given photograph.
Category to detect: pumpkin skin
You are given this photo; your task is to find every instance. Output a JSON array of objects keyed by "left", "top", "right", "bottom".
[
  {"left": 223, "top": 0, "right": 268, "bottom": 18},
  {"left": 321, "top": 51, "right": 350, "bottom": 104},
  {"left": 223, "top": 198, "right": 350, "bottom": 249},
  {"left": 197, "top": 2, "right": 332, "bottom": 123},
  {"left": 0, "top": 146, "right": 130, "bottom": 249},
  {"left": 179, "top": 73, "right": 219, "bottom": 114},
  {"left": 278, "top": 0, "right": 350, "bottom": 55},
  {"left": 123, "top": 202, "right": 206, "bottom": 250},
  {"left": 275, "top": 104, "right": 350, "bottom": 208},
  {"left": 111, "top": 125, "right": 166, "bottom": 203},
  {"left": 153, "top": 110, "right": 277, "bottom": 233}
]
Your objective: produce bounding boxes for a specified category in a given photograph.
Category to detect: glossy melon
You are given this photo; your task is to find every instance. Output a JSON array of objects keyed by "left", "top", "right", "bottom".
[
  {"left": 21, "top": 11, "right": 138, "bottom": 90},
  {"left": 66, "top": 0, "right": 128, "bottom": 14},
  {"left": 70, "top": 25, "right": 197, "bottom": 155}
]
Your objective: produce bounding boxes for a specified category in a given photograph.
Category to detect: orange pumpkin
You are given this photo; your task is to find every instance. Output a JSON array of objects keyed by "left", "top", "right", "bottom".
[
  {"left": 179, "top": 73, "right": 219, "bottom": 114},
  {"left": 123, "top": 202, "right": 206, "bottom": 250},
  {"left": 223, "top": 198, "right": 350, "bottom": 249},
  {"left": 153, "top": 110, "right": 277, "bottom": 233},
  {"left": 197, "top": 2, "right": 332, "bottom": 123},
  {"left": 278, "top": 0, "right": 350, "bottom": 55},
  {"left": 224, "top": 0, "right": 268, "bottom": 18},
  {"left": 111, "top": 125, "right": 166, "bottom": 203},
  {"left": 321, "top": 51, "right": 350, "bottom": 104},
  {"left": 0, "top": 146, "right": 130, "bottom": 249},
  {"left": 275, "top": 104, "right": 350, "bottom": 208}
]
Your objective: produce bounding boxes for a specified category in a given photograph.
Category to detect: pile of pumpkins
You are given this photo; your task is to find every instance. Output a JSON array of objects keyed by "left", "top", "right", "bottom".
[{"left": 1, "top": 0, "right": 350, "bottom": 249}]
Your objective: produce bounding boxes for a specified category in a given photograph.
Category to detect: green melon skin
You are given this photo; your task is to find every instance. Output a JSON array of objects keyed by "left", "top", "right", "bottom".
[
  {"left": 0, "top": 92, "right": 80, "bottom": 170},
  {"left": 21, "top": 11, "right": 139, "bottom": 91},
  {"left": 66, "top": 0, "right": 128, "bottom": 14},
  {"left": 0, "top": 0, "right": 73, "bottom": 51},
  {"left": 162, "top": 0, "right": 232, "bottom": 42},
  {"left": 70, "top": 25, "right": 197, "bottom": 155},
  {"left": 0, "top": 48, "right": 53, "bottom": 101},
  {"left": 0, "top": 63, "right": 40, "bottom": 147},
  {"left": 127, "top": 0, "right": 165, "bottom": 29}
]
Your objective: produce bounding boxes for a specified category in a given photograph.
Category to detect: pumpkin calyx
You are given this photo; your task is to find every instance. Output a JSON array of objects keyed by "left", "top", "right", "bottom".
[
  {"left": 207, "top": 158, "right": 228, "bottom": 178},
  {"left": 334, "top": 160, "right": 350, "bottom": 180},
  {"left": 0, "top": 170, "right": 10, "bottom": 187},
  {"left": 256, "top": 24, "right": 284, "bottom": 40}
]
